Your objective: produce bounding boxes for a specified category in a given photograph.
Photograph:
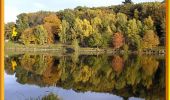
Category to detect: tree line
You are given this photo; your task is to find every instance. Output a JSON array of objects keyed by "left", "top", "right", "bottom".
[{"left": 5, "top": 1, "right": 165, "bottom": 50}]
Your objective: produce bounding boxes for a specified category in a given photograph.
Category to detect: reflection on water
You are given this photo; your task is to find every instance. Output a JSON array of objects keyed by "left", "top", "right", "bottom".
[{"left": 5, "top": 53, "right": 165, "bottom": 100}]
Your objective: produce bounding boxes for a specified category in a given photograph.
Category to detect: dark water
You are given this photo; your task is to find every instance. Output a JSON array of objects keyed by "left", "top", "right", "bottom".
[{"left": 5, "top": 53, "right": 165, "bottom": 100}]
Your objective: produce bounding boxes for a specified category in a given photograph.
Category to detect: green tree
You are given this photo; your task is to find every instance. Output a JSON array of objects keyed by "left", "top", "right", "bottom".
[
  {"left": 143, "top": 16, "right": 154, "bottom": 31},
  {"left": 16, "top": 13, "right": 29, "bottom": 36},
  {"left": 34, "top": 25, "right": 48, "bottom": 45},
  {"left": 116, "top": 13, "right": 128, "bottom": 34},
  {"left": 91, "top": 17, "right": 102, "bottom": 32},
  {"left": 134, "top": 9, "right": 139, "bottom": 19},
  {"left": 122, "top": 0, "right": 133, "bottom": 4},
  {"left": 42, "top": 93, "right": 61, "bottom": 100},
  {"left": 59, "top": 20, "right": 69, "bottom": 43},
  {"left": 5, "top": 22, "right": 15, "bottom": 40},
  {"left": 20, "top": 28, "right": 37, "bottom": 45},
  {"left": 160, "top": 18, "right": 166, "bottom": 45},
  {"left": 85, "top": 32, "right": 102, "bottom": 48},
  {"left": 72, "top": 39, "right": 79, "bottom": 52},
  {"left": 60, "top": 9, "right": 76, "bottom": 27},
  {"left": 126, "top": 19, "right": 142, "bottom": 50}
]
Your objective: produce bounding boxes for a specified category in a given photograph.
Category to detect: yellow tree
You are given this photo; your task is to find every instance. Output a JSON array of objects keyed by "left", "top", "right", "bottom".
[
  {"left": 11, "top": 60, "right": 17, "bottom": 71},
  {"left": 12, "top": 27, "right": 18, "bottom": 40},
  {"left": 141, "top": 56, "right": 159, "bottom": 88},
  {"left": 142, "top": 30, "right": 160, "bottom": 48},
  {"left": 74, "top": 18, "right": 92, "bottom": 44}
]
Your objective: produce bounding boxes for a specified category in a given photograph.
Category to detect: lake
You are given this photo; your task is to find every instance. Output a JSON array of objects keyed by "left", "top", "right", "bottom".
[{"left": 4, "top": 52, "right": 165, "bottom": 100}]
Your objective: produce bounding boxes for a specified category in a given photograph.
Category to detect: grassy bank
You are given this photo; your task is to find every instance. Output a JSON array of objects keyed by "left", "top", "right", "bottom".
[
  {"left": 5, "top": 41, "right": 64, "bottom": 51},
  {"left": 5, "top": 42, "right": 165, "bottom": 55}
]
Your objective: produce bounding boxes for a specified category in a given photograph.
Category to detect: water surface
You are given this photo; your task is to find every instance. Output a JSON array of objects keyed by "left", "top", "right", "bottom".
[{"left": 5, "top": 53, "right": 165, "bottom": 100}]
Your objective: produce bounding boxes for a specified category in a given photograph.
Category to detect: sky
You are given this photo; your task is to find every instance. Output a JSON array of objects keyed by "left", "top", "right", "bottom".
[{"left": 5, "top": 0, "right": 163, "bottom": 23}]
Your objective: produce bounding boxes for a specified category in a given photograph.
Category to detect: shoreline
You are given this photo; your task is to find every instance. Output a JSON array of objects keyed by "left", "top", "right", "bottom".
[
  {"left": 5, "top": 42, "right": 165, "bottom": 55},
  {"left": 5, "top": 46, "right": 165, "bottom": 55}
]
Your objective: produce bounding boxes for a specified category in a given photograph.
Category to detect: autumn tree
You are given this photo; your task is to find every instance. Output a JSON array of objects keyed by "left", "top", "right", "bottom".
[
  {"left": 112, "top": 32, "right": 124, "bottom": 49},
  {"left": 73, "top": 65, "right": 92, "bottom": 83},
  {"left": 4, "top": 2, "right": 165, "bottom": 49},
  {"left": 43, "top": 23, "right": 55, "bottom": 43},
  {"left": 74, "top": 18, "right": 92, "bottom": 45},
  {"left": 142, "top": 30, "right": 160, "bottom": 48},
  {"left": 141, "top": 56, "right": 159, "bottom": 88},
  {"left": 43, "top": 14, "right": 61, "bottom": 43},
  {"left": 20, "top": 28, "right": 37, "bottom": 45},
  {"left": 112, "top": 56, "right": 124, "bottom": 75}
]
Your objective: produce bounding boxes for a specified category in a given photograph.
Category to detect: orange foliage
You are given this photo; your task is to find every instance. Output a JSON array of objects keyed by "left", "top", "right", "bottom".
[
  {"left": 42, "top": 56, "right": 62, "bottom": 85},
  {"left": 112, "top": 32, "right": 124, "bottom": 49},
  {"left": 112, "top": 56, "right": 124, "bottom": 74},
  {"left": 43, "top": 14, "right": 61, "bottom": 34},
  {"left": 43, "top": 23, "right": 55, "bottom": 44},
  {"left": 43, "top": 14, "right": 61, "bottom": 43}
]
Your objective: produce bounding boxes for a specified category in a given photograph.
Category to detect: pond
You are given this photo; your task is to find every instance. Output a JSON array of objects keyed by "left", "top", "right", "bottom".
[{"left": 4, "top": 52, "right": 165, "bottom": 100}]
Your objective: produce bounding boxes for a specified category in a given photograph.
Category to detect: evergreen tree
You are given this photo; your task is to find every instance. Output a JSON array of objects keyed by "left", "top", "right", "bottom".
[{"left": 122, "top": 0, "right": 133, "bottom": 4}]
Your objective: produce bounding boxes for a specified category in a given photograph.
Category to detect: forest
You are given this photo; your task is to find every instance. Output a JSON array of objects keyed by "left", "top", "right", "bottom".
[{"left": 5, "top": 1, "right": 165, "bottom": 51}]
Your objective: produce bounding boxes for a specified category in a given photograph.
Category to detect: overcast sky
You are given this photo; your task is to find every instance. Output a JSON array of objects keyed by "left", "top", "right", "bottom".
[{"left": 5, "top": 0, "right": 163, "bottom": 23}]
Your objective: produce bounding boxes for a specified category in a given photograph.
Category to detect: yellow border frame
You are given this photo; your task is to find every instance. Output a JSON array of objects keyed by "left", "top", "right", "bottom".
[
  {"left": 0, "top": 0, "right": 4, "bottom": 99},
  {"left": 167, "top": 0, "right": 170, "bottom": 100},
  {"left": 0, "top": 0, "right": 169, "bottom": 100}
]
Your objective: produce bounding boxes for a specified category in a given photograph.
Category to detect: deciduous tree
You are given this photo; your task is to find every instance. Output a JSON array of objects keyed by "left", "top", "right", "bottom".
[
  {"left": 112, "top": 32, "right": 124, "bottom": 49},
  {"left": 34, "top": 25, "right": 48, "bottom": 45},
  {"left": 142, "top": 30, "right": 160, "bottom": 48}
]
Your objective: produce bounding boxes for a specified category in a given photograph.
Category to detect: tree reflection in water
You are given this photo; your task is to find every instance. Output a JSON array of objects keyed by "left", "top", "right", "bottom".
[
  {"left": 28, "top": 93, "right": 62, "bottom": 100},
  {"left": 5, "top": 53, "right": 165, "bottom": 100}
]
